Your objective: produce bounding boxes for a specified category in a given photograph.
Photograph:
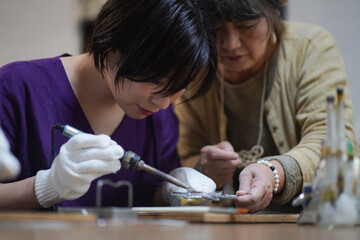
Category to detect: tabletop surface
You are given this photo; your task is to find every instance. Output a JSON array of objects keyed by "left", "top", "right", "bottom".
[{"left": 0, "top": 211, "right": 359, "bottom": 240}]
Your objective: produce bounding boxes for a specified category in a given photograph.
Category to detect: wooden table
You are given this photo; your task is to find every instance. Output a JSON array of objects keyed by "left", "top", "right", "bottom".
[
  {"left": 0, "top": 211, "right": 359, "bottom": 240},
  {"left": 1, "top": 222, "right": 360, "bottom": 240}
]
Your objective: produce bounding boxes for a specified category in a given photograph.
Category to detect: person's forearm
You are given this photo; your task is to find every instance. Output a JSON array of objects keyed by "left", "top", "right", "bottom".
[{"left": 0, "top": 176, "right": 41, "bottom": 210}]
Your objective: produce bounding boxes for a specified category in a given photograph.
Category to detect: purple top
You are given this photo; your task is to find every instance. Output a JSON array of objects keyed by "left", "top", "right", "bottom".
[{"left": 0, "top": 55, "right": 181, "bottom": 208}]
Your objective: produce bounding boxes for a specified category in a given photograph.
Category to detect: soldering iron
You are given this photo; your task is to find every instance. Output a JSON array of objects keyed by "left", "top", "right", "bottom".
[{"left": 53, "top": 123, "right": 190, "bottom": 190}]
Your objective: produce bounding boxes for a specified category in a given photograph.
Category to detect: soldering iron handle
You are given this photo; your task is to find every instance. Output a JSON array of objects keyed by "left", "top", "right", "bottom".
[
  {"left": 56, "top": 124, "right": 189, "bottom": 190},
  {"left": 119, "top": 151, "right": 141, "bottom": 170},
  {"left": 61, "top": 124, "right": 83, "bottom": 138},
  {"left": 57, "top": 124, "right": 140, "bottom": 169}
]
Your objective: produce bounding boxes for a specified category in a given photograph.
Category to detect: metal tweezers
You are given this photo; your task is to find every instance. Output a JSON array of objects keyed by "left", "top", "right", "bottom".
[{"left": 171, "top": 191, "right": 238, "bottom": 201}]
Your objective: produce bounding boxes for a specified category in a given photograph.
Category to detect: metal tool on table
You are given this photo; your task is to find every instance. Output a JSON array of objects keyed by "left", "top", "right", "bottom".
[
  {"left": 55, "top": 123, "right": 190, "bottom": 191},
  {"left": 58, "top": 179, "right": 137, "bottom": 226},
  {"left": 171, "top": 191, "right": 238, "bottom": 202},
  {"left": 291, "top": 193, "right": 305, "bottom": 207},
  {"left": 170, "top": 191, "right": 238, "bottom": 206}
]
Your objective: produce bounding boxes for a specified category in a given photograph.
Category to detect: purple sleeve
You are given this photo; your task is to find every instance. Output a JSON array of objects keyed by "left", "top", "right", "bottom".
[
  {"left": 0, "top": 58, "right": 67, "bottom": 180},
  {"left": 0, "top": 63, "right": 25, "bottom": 156}
]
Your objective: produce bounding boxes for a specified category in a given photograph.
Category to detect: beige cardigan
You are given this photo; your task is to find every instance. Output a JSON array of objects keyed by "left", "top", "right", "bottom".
[{"left": 175, "top": 21, "right": 357, "bottom": 186}]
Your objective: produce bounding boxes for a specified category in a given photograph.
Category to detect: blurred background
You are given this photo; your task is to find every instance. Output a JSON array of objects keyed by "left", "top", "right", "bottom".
[{"left": 0, "top": 0, "right": 359, "bottom": 139}]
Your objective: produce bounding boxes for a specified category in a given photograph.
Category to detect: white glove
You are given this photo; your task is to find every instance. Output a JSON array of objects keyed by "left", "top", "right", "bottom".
[
  {"left": 0, "top": 128, "right": 20, "bottom": 181},
  {"left": 162, "top": 167, "right": 216, "bottom": 206},
  {"left": 35, "top": 133, "right": 123, "bottom": 208}
]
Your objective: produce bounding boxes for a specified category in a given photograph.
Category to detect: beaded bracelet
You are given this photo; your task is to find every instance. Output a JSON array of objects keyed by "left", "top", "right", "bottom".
[{"left": 257, "top": 159, "right": 279, "bottom": 192}]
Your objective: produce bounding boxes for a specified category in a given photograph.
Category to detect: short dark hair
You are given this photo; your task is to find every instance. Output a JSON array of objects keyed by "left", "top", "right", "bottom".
[
  {"left": 87, "top": 0, "right": 217, "bottom": 100},
  {"left": 209, "top": 0, "right": 282, "bottom": 32}
]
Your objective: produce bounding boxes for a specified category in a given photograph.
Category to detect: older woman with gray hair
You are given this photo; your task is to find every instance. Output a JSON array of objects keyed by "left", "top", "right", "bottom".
[{"left": 175, "top": 0, "right": 357, "bottom": 212}]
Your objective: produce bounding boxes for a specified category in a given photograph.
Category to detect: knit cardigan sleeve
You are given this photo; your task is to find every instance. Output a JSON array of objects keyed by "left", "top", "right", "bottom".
[{"left": 265, "top": 22, "right": 357, "bottom": 186}]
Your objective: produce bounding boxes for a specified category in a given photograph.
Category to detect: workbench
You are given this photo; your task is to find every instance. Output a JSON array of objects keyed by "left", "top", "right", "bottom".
[{"left": 0, "top": 209, "right": 359, "bottom": 240}]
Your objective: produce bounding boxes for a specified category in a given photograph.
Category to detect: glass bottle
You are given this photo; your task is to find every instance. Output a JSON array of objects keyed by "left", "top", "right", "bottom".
[
  {"left": 317, "top": 90, "right": 358, "bottom": 228},
  {"left": 317, "top": 95, "right": 339, "bottom": 227}
]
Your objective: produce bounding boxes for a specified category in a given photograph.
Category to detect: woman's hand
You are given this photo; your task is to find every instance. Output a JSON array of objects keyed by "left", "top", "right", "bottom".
[
  {"left": 200, "top": 141, "right": 242, "bottom": 189},
  {"left": 162, "top": 167, "right": 216, "bottom": 206},
  {"left": 35, "top": 133, "right": 124, "bottom": 208},
  {"left": 234, "top": 160, "right": 285, "bottom": 213}
]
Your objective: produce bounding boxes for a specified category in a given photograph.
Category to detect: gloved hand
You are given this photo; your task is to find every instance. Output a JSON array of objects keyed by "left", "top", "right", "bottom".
[
  {"left": 35, "top": 133, "right": 123, "bottom": 208},
  {"left": 0, "top": 128, "right": 20, "bottom": 181},
  {"left": 162, "top": 167, "right": 216, "bottom": 206}
]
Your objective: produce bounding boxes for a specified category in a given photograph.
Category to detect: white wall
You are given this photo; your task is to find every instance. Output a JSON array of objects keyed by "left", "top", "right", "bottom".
[
  {"left": 287, "top": 0, "right": 360, "bottom": 139},
  {"left": 0, "top": 0, "right": 359, "bottom": 138},
  {"left": 0, "top": 0, "right": 81, "bottom": 66}
]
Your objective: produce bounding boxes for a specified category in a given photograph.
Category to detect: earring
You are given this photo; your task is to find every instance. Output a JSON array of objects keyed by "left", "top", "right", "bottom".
[{"left": 270, "top": 32, "right": 277, "bottom": 44}]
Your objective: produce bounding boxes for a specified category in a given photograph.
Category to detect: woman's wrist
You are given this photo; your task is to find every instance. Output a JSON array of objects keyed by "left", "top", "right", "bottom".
[
  {"left": 256, "top": 159, "right": 285, "bottom": 194},
  {"left": 257, "top": 160, "right": 279, "bottom": 192},
  {"left": 269, "top": 160, "right": 285, "bottom": 194}
]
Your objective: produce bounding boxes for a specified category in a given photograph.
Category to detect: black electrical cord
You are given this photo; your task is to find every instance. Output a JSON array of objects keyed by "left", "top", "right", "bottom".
[
  {"left": 50, "top": 123, "right": 65, "bottom": 162},
  {"left": 46, "top": 123, "right": 66, "bottom": 212}
]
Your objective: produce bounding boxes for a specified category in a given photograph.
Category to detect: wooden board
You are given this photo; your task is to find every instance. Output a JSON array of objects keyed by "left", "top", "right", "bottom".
[
  {"left": 0, "top": 212, "right": 97, "bottom": 222},
  {"left": 138, "top": 212, "right": 298, "bottom": 223},
  {"left": 0, "top": 207, "right": 299, "bottom": 224},
  {"left": 133, "top": 207, "right": 298, "bottom": 223}
]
